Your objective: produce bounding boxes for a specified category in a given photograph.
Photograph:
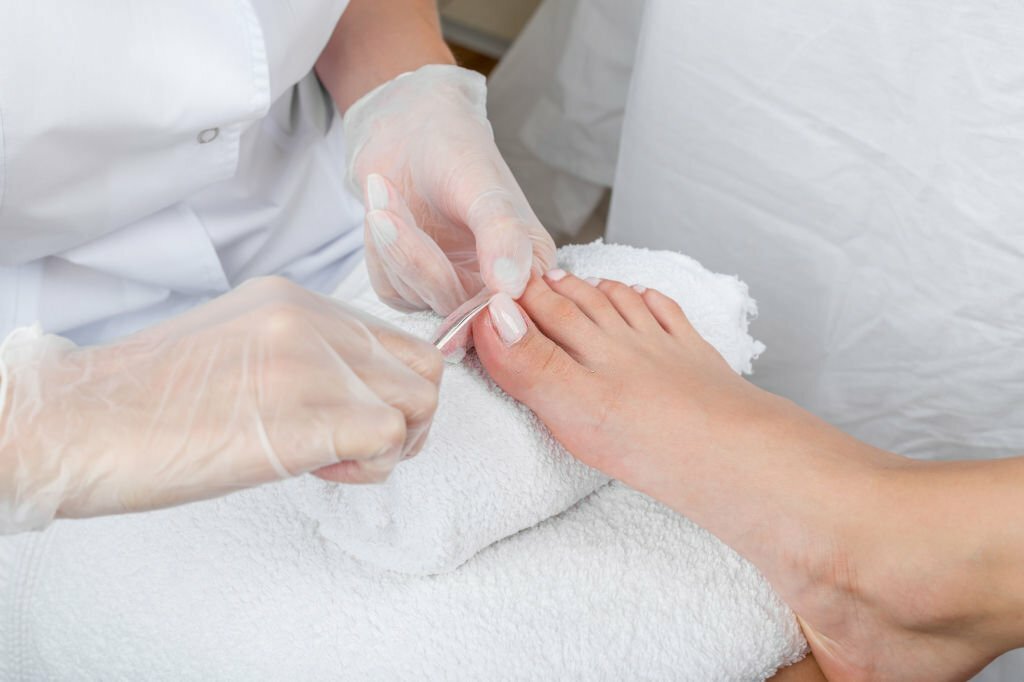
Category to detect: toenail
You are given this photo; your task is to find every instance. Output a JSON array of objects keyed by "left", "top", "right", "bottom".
[
  {"left": 632, "top": 284, "right": 648, "bottom": 294},
  {"left": 585, "top": 277, "right": 601, "bottom": 286},
  {"left": 488, "top": 292, "right": 527, "bottom": 346},
  {"left": 545, "top": 268, "right": 568, "bottom": 282}
]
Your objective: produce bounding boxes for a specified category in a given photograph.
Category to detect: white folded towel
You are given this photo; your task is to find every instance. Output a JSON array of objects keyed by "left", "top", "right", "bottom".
[
  {"left": 0, "top": 245, "right": 805, "bottom": 679},
  {"left": 0, "top": 480, "right": 806, "bottom": 681},
  {"left": 301, "top": 241, "right": 765, "bottom": 575}
]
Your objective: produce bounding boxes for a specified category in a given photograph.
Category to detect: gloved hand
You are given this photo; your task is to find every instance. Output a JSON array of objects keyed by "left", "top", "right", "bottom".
[
  {"left": 343, "top": 64, "right": 557, "bottom": 318},
  {"left": 0, "top": 277, "right": 442, "bottom": 534}
]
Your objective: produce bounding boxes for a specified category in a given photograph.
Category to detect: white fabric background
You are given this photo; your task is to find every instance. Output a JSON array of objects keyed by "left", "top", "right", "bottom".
[{"left": 605, "top": 1, "right": 1024, "bottom": 678}]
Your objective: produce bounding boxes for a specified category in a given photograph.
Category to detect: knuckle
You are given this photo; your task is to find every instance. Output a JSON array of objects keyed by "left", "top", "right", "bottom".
[
  {"left": 358, "top": 463, "right": 394, "bottom": 485},
  {"left": 380, "top": 327, "right": 445, "bottom": 382},
  {"left": 377, "top": 408, "right": 408, "bottom": 448},
  {"left": 419, "top": 348, "right": 445, "bottom": 385},
  {"left": 402, "top": 336, "right": 445, "bottom": 383},
  {"left": 242, "top": 275, "right": 302, "bottom": 302},
  {"left": 408, "top": 377, "right": 440, "bottom": 419},
  {"left": 258, "top": 303, "right": 311, "bottom": 341}
]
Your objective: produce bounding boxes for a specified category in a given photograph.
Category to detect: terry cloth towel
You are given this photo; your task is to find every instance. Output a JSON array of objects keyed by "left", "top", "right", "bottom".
[
  {"left": 0, "top": 246, "right": 804, "bottom": 680},
  {"left": 0, "top": 480, "right": 807, "bottom": 681},
  {"left": 297, "top": 240, "right": 766, "bottom": 575}
]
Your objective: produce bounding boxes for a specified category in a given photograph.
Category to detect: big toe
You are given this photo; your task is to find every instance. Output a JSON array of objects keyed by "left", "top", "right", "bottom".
[{"left": 473, "top": 293, "right": 591, "bottom": 416}]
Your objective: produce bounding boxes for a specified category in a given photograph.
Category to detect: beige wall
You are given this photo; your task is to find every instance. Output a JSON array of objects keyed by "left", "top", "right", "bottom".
[{"left": 440, "top": 0, "right": 542, "bottom": 42}]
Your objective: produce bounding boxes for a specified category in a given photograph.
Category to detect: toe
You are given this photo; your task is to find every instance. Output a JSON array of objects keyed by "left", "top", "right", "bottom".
[
  {"left": 595, "top": 279, "right": 662, "bottom": 332},
  {"left": 640, "top": 287, "right": 697, "bottom": 337},
  {"left": 543, "top": 269, "right": 626, "bottom": 329},
  {"left": 472, "top": 295, "right": 592, "bottom": 416},
  {"left": 516, "top": 275, "right": 599, "bottom": 354}
]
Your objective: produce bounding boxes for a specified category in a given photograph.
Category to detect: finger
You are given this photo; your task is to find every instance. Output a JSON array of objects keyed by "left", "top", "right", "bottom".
[
  {"left": 366, "top": 174, "right": 470, "bottom": 315},
  {"left": 348, "top": 358, "right": 439, "bottom": 460},
  {"left": 527, "top": 224, "right": 557, "bottom": 277},
  {"left": 444, "top": 152, "right": 540, "bottom": 298},
  {"left": 366, "top": 209, "right": 469, "bottom": 316},
  {"left": 314, "top": 302, "right": 445, "bottom": 387},
  {"left": 363, "top": 221, "right": 429, "bottom": 313},
  {"left": 366, "top": 318, "right": 445, "bottom": 385},
  {"left": 401, "top": 423, "right": 432, "bottom": 461},
  {"left": 314, "top": 453, "right": 400, "bottom": 484},
  {"left": 464, "top": 191, "right": 535, "bottom": 297}
]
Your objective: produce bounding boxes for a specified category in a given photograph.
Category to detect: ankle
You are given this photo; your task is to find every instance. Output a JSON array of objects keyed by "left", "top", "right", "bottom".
[{"left": 872, "top": 460, "right": 1024, "bottom": 653}]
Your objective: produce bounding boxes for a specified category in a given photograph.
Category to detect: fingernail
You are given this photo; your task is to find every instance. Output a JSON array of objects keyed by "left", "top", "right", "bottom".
[
  {"left": 367, "top": 174, "right": 389, "bottom": 211},
  {"left": 488, "top": 292, "right": 527, "bottom": 346},
  {"left": 545, "top": 268, "right": 567, "bottom": 282},
  {"left": 368, "top": 211, "right": 397, "bottom": 245},
  {"left": 585, "top": 277, "right": 601, "bottom": 286},
  {"left": 632, "top": 284, "right": 647, "bottom": 294},
  {"left": 493, "top": 257, "right": 527, "bottom": 294}
]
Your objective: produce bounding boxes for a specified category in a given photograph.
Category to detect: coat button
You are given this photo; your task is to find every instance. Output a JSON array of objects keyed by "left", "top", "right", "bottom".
[{"left": 197, "top": 127, "right": 220, "bottom": 144}]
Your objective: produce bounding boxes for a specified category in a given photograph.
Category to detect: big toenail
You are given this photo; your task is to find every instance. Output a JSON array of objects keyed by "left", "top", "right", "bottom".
[{"left": 489, "top": 293, "right": 527, "bottom": 346}]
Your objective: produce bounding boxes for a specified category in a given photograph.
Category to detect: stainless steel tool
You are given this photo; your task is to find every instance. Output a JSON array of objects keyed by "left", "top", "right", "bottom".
[{"left": 432, "top": 296, "right": 492, "bottom": 351}]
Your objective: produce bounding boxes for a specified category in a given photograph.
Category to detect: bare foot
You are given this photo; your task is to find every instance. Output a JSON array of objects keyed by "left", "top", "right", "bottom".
[{"left": 472, "top": 271, "right": 1012, "bottom": 681}]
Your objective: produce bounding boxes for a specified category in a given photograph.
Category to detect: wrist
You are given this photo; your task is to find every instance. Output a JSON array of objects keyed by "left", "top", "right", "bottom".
[
  {"left": 316, "top": 0, "right": 455, "bottom": 111},
  {"left": 0, "top": 326, "right": 76, "bottom": 533}
]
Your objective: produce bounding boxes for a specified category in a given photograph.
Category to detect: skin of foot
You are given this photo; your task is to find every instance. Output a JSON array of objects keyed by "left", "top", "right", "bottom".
[{"left": 471, "top": 270, "right": 1024, "bottom": 682}]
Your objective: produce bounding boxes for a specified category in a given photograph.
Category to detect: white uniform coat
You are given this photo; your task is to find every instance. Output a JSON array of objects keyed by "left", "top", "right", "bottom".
[{"left": 0, "top": 0, "right": 362, "bottom": 344}]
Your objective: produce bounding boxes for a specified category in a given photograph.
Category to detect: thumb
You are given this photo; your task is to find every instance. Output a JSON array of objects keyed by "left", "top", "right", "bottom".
[{"left": 463, "top": 188, "right": 536, "bottom": 298}]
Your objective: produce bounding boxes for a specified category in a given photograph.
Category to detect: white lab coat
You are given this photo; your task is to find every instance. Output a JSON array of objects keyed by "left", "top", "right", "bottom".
[{"left": 0, "top": 0, "right": 364, "bottom": 344}]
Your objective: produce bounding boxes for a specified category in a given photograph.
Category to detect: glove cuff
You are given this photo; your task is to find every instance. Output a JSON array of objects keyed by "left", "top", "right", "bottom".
[
  {"left": 0, "top": 325, "right": 73, "bottom": 534},
  {"left": 0, "top": 325, "right": 43, "bottom": 436}
]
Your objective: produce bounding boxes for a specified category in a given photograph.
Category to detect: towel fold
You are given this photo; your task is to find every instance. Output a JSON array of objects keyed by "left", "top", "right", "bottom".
[{"left": 303, "top": 241, "right": 766, "bottom": 575}]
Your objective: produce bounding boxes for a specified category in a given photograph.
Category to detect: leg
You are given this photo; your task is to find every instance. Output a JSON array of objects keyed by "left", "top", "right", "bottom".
[
  {"left": 772, "top": 655, "right": 827, "bottom": 682},
  {"left": 473, "top": 273, "right": 1024, "bottom": 681}
]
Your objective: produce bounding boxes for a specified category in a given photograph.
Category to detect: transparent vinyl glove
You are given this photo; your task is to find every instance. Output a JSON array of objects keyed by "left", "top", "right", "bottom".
[
  {"left": 0, "top": 277, "right": 442, "bottom": 534},
  {"left": 343, "top": 64, "right": 557, "bottom": 321}
]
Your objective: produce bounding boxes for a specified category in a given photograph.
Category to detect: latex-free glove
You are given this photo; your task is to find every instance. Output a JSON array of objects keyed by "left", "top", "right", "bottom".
[
  {"left": 0, "top": 277, "right": 442, "bottom": 534},
  {"left": 344, "top": 64, "right": 557, "bottom": 317}
]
